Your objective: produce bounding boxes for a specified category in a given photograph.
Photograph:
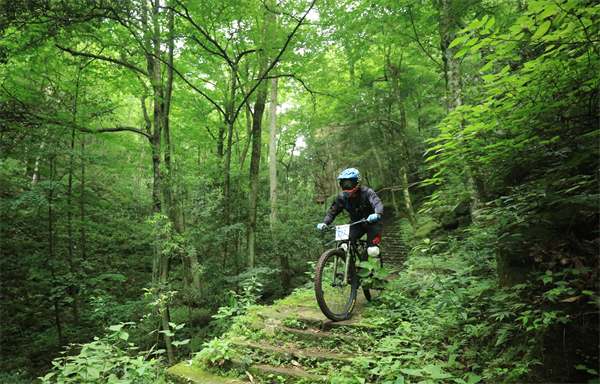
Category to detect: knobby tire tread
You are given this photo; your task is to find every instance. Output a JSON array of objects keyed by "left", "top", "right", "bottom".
[{"left": 314, "top": 248, "right": 358, "bottom": 321}]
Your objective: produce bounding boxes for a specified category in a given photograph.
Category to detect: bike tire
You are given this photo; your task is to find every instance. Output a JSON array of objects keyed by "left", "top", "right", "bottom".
[
  {"left": 314, "top": 248, "right": 358, "bottom": 321},
  {"left": 363, "top": 255, "right": 384, "bottom": 302}
]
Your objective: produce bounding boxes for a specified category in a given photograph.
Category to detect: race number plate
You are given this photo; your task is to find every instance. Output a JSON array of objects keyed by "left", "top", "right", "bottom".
[{"left": 335, "top": 224, "right": 350, "bottom": 241}]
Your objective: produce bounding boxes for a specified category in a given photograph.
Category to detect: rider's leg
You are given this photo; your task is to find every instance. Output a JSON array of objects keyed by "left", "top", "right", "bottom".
[{"left": 364, "top": 222, "right": 383, "bottom": 261}]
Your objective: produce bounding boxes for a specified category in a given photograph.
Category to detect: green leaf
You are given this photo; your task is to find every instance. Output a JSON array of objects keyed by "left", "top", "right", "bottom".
[
  {"left": 357, "top": 269, "right": 372, "bottom": 277},
  {"left": 109, "top": 324, "right": 123, "bottom": 332},
  {"left": 454, "top": 45, "right": 470, "bottom": 58},
  {"left": 531, "top": 21, "right": 551, "bottom": 40},
  {"left": 465, "top": 373, "right": 482, "bottom": 384},
  {"left": 399, "top": 368, "right": 423, "bottom": 377},
  {"left": 528, "top": 1, "right": 545, "bottom": 14},
  {"left": 434, "top": 302, "right": 446, "bottom": 316},
  {"left": 482, "top": 74, "right": 495, "bottom": 82},
  {"left": 465, "top": 38, "right": 479, "bottom": 47},
  {"left": 87, "top": 366, "right": 100, "bottom": 379},
  {"left": 479, "top": 60, "right": 495, "bottom": 72},
  {"left": 118, "top": 331, "right": 129, "bottom": 341},
  {"left": 42, "top": 372, "right": 56, "bottom": 381},
  {"left": 485, "top": 17, "right": 495, "bottom": 29},
  {"left": 431, "top": 373, "right": 454, "bottom": 379},
  {"left": 449, "top": 35, "right": 469, "bottom": 49}
]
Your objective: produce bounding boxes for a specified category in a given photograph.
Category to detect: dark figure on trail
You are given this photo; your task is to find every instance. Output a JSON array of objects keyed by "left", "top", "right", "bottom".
[{"left": 317, "top": 168, "right": 384, "bottom": 260}]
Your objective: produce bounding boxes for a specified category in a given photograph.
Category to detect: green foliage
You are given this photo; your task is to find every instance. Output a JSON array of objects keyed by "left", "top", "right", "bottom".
[
  {"left": 194, "top": 338, "right": 232, "bottom": 368},
  {"left": 356, "top": 257, "right": 392, "bottom": 291},
  {"left": 325, "top": 223, "right": 597, "bottom": 384},
  {"left": 281, "top": 314, "right": 307, "bottom": 330},
  {"left": 424, "top": 0, "right": 599, "bottom": 216},
  {"left": 39, "top": 324, "right": 166, "bottom": 384}
]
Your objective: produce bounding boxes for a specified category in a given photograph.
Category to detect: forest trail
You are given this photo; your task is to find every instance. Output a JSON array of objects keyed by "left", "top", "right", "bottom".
[
  {"left": 380, "top": 208, "right": 411, "bottom": 267},
  {"left": 166, "top": 213, "right": 409, "bottom": 383},
  {"left": 166, "top": 288, "right": 387, "bottom": 383}
]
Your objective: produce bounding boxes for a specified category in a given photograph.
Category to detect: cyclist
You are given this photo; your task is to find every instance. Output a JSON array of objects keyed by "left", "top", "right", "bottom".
[{"left": 317, "top": 168, "right": 384, "bottom": 261}]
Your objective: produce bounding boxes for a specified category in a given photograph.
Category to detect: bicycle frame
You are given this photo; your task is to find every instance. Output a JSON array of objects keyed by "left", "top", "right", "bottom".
[{"left": 325, "top": 219, "right": 367, "bottom": 288}]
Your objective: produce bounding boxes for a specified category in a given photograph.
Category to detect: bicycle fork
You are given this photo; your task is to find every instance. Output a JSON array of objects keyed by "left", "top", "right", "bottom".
[{"left": 331, "top": 244, "right": 352, "bottom": 287}]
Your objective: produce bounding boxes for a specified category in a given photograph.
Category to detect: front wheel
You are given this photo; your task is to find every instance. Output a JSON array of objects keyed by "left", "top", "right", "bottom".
[{"left": 314, "top": 248, "right": 358, "bottom": 321}]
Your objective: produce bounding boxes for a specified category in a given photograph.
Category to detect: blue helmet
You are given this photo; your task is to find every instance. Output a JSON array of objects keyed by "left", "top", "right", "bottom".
[{"left": 338, "top": 168, "right": 362, "bottom": 198}]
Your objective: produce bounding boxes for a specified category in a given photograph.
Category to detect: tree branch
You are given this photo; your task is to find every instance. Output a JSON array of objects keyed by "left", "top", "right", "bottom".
[
  {"left": 205, "top": 125, "right": 217, "bottom": 140},
  {"left": 232, "top": 0, "right": 317, "bottom": 122},
  {"left": 55, "top": 44, "right": 150, "bottom": 77},
  {"left": 264, "top": 74, "right": 330, "bottom": 97},
  {"left": 376, "top": 182, "right": 420, "bottom": 193},
  {"left": 170, "top": 1, "right": 233, "bottom": 65},
  {"left": 407, "top": 6, "right": 444, "bottom": 72},
  {"left": 147, "top": 53, "right": 227, "bottom": 118}
]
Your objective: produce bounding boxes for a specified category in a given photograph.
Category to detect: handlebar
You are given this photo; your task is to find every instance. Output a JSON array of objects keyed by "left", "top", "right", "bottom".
[{"left": 323, "top": 218, "right": 367, "bottom": 231}]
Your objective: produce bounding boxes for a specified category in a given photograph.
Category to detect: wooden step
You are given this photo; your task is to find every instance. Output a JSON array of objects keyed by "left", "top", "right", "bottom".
[
  {"left": 230, "top": 340, "right": 351, "bottom": 368},
  {"left": 272, "top": 325, "right": 369, "bottom": 350},
  {"left": 240, "top": 360, "right": 327, "bottom": 384}
]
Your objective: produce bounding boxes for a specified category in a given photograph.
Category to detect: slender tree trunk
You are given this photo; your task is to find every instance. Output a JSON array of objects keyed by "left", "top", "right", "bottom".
[
  {"left": 67, "top": 127, "right": 79, "bottom": 327},
  {"left": 269, "top": 78, "right": 278, "bottom": 227},
  {"left": 47, "top": 156, "right": 64, "bottom": 346},
  {"left": 222, "top": 64, "right": 238, "bottom": 267},
  {"left": 32, "top": 129, "right": 47, "bottom": 186},
  {"left": 387, "top": 56, "right": 417, "bottom": 226},
  {"left": 66, "top": 71, "right": 81, "bottom": 326},
  {"left": 247, "top": 79, "right": 267, "bottom": 268},
  {"left": 53, "top": 296, "right": 63, "bottom": 347},
  {"left": 80, "top": 135, "right": 87, "bottom": 261},
  {"left": 268, "top": 78, "right": 290, "bottom": 291},
  {"left": 240, "top": 62, "right": 253, "bottom": 169},
  {"left": 143, "top": 0, "right": 174, "bottom": 365},
  {"left": 162, "top": 5, "right": 185, "bottom": 236}
]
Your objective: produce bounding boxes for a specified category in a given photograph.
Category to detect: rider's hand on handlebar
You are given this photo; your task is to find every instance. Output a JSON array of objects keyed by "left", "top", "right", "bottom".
[
  {"left": 367, "top": 214, "right": 380, "bottom": 223},
  {"left": 317, "top": 223, "right": 327, "bottom": 230}
]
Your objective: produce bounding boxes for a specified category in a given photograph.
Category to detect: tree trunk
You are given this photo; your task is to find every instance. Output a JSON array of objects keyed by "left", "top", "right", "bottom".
[
  {"left": 222, "top": 64, "right": 238, "bottom": 267},
  {"left": 143, "top": 0, "right": 174, "bottom": 365},
  {"left": 162, "top": 5, "right": 185, "bottom": 236},
  {"left": 47, "top": 156, "right": 64, "bottom": 346},
  {"left": 80, "top": 135, "right": 87, "bottom": 261},
  {"left": 269, "top": 78, "right": 278, "bottom": 227},
  {"left": 67, "top": 72, "right": 81, "bottom": 326},
  {"left": 268, "top": 77, "right": 290, "bottom": 291},
  {"left": 67, "top": 127, "right": 79, "bottom": 327},
  {"left": 247, "top": 73, "right": 267, "bottom": 268},
  {"left": 387, "top": 55, "right": 417, "bottom": 226}
]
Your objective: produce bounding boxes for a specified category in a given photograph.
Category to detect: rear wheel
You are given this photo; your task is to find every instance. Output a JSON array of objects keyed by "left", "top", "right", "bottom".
[
  {"left": 363, "top": 255, "right": 384, "bottom": 302},
  {"left": 314, "top": 248, "right": 358, "bottom": 321}
]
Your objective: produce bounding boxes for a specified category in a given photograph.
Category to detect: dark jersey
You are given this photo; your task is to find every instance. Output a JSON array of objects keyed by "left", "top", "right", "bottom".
[{"left": 322, "top": 185, "right": 384, "bottom": 225}]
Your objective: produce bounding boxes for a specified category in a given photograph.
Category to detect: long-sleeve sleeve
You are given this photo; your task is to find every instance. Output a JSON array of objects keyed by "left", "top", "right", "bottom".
[
  {"left": 366, "top": 188, "right": 384, "bottom": 216},
  {"left": 322, "top": 195, "right": 344, "bottom": 225}
]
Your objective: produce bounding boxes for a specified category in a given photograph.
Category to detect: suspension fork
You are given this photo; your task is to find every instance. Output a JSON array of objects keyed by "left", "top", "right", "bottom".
[{"left": 333, "top": 241, "right": 352, "bottom": 285}]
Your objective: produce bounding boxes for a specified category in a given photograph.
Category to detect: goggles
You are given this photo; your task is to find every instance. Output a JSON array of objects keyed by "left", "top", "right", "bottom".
[{"left": 339, "top": 179, "right": 358, "bottom": 190}]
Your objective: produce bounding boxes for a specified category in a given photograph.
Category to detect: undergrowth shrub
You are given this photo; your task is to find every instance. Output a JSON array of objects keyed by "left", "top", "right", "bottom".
[
  {"left": 331, "top": 224, "right": 598, "bottom": 384},
  {"left": 40, "top": 323, "right": 167, "bottom": 384}
]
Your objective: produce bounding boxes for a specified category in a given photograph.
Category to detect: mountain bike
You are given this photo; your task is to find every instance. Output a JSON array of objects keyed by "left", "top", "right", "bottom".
[{"left": 314, "top": 219, "right": 385, "bottom": 321}]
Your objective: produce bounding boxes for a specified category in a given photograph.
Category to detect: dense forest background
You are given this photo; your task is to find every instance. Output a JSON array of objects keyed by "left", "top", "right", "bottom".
[{"left": 1, "top": 0, "right": 598, "bottom": 383}]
